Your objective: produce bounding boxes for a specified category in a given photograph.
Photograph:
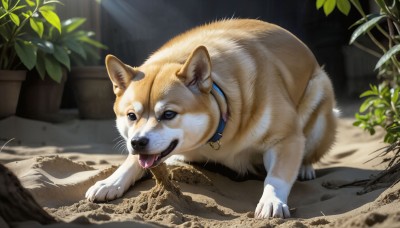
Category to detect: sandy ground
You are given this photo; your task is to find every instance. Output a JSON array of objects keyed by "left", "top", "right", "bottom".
[{"left": 1, "top": 114, "right": 400, "bottom": 228}]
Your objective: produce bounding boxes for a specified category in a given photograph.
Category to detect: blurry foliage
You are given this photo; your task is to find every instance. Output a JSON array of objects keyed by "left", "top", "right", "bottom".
[
  {"left": 0, "top": 0, "right": 107, "bottom": 83},
  {"left": 354, "top": 85, "right": 400, "bottom": 143},
  {"left": 35, "top": 17, "right": 107, "bottom": 82},
  {"left": 0, "top": 0, "right": 62, "bottom": 71},
  {"left": 317, "top": 0, "right": 400, "bottom": 146},
  {"left": 61, "top": 18, "right": 108, "bottom": 67}
]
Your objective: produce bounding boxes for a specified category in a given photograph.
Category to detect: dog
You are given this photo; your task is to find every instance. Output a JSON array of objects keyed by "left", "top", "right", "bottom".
[{"left": 85, "top": 19, "right": 337, "bottom": 219}]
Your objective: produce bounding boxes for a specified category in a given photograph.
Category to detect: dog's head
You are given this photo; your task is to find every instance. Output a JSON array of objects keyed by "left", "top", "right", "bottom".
[{"left": 106, "top": 46, "right": 219, "bottom": 168}]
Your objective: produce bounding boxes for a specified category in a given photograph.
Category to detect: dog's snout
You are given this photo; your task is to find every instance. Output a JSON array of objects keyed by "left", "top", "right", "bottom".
[{"left": 131, "top": 137, "right": 149, "bottom": 151}]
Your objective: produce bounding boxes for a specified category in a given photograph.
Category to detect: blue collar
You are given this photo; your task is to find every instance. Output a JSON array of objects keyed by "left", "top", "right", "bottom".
[{"left": 208, "top": 83, "right": 227, "bottom": 144}]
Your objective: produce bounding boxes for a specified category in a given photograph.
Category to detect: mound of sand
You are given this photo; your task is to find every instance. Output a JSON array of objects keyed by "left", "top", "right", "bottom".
[{"left": 1, "top": 116, "right": 400, "bottom": 227}]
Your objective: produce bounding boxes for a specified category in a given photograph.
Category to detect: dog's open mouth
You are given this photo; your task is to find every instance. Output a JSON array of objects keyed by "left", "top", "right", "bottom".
[{"left": 138, "top": 140, "right": 178, "bottom": 169}]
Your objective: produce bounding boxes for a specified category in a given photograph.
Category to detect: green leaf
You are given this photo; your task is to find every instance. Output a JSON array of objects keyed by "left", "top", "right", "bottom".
[
  {"left": 11, "top": 5, "right": 27, "bottom": 12},
  {"left": 15, "top": 40, "right": 37, "bottom": 70},
  {"left": 337, "top": 0, "right": 351, "bottom": 15},
  {"left": 44, "top": 0, "right": 63, "bottom": 5},
  {"left": 378, "top": 83, "right": 388, "bottom": 94},
  {"left": 62, "top": 17, "right": 86, "bottom": 33},
  {"left": 21, "top": 12, "right": 29, "bottom": 19},
  {"left": 25, "top": 0, "right": 36, "bottom": 7},
  {"left": 374, "top": 108, "right": 385, "bottom": 123},
  {"left": 360, "top": 89, "right": 377, "bottom": 98},
  {"left": 79, "top": 36, "right": 107, "bottom": 49},
  {"left": 44, "top": 56, "right": 63, "bottom": 83},
  {"left": 392, "top": 88, "right": 400, "bottom": 104},
  {"left": 54, "top": 45, "right": 70, "bottom": 70},
  {"left": 359, "top": 97, "right": 375, "bottom": 113},
  {"left": 350, "top": 15, "right": 386, "bottom": 44},
  {"left": 9, "top": 13, "right": 20, "bottom": 26},
  {"left": 353, "top": 120, "right": 362, "bottom": 126},
  {"left": 368, "top": 126, "right": 376, "bottom": 135},
  {"left": 355, "top": 113, "right": 370, "bottom": 121},
  {"left": 371, "top": 84, "right": 379, "bottom": 94},
  {"left": 65, "top": 39, "right": 86, "bottom": 59},
  {"left": 375, "top": 44, "right": 400, "bottom": 69},
  {"left": 39, "top": 9, "right": 61, "bottom": 33},
  {"left": 349, "top": 14, "right": 381, "bottom": 29},
  {"left": 2, "top": 0, "right": 8, "bottom": 10},
  {"left": 384, "top": 133, "right": 394, "bottom": 143},
  {"left": 30, "top": 37, "right": 54, "bottom": 53},
  {"left": 35, "top": 54, "right": 46, "bottom": 79},
  {"left": 323, "top": 0, "right": 336, "bottom": 16},
  {"left": 387, "top": 125, "right": 400, "bottom": 133},
  {"left": 39, "top": 5, "right": 56, "bottom": 11},
  {"left": 30, "top": 18, "right": 44, "bottom": 37},
  {"left": 316, "top": 0, "right": 326, "bottom": 9},
  {"left": 71, "top": 30, "right": 91, "bottom": 39}
]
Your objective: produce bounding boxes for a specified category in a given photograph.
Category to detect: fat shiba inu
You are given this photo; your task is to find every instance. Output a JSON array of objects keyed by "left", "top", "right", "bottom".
[{"left": 85, "top": 19, "right": 337, "bottom": 218}]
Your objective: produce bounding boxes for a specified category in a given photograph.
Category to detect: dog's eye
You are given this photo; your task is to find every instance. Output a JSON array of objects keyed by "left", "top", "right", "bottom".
[
  {"left": 161, "top": 110, "right": 177, "bottom": 120},
  {"left": 127, "top": 113, "right": 137, "bottom": 121}
]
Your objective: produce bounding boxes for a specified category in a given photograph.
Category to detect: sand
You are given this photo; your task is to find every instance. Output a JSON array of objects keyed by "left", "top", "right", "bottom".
[{"left": 1, "top": 116, "right": 400, "bottom": 227}]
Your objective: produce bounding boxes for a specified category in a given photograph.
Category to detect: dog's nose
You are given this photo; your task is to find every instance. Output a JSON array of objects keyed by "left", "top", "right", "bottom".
[{"left": 131, "top": 137, "right": 149, "bottom": 151}]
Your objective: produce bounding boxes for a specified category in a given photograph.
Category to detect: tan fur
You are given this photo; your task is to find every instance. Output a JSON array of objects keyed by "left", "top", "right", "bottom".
[{"left": 86, "top": 19, "right": 337, "bottom": 219}]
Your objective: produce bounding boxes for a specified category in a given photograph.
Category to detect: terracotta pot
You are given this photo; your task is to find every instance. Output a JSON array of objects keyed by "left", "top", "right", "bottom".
[
  {"left": 17, "top": 71, "right": 67, "bottom": 121},
  {"left": 0, "top": 70, "right": 26, "bottom": 118},
  {"left": 70, "top": 66, "right": 114, "bottom": 119}
]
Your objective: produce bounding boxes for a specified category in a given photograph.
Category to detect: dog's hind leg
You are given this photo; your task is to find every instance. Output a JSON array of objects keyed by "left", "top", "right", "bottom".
[
  {"left": 298, "top": 69, "right": 337, "bottom": 181},
  {"left": 300, "top": 97, "right": 337, "bottom": 181}
]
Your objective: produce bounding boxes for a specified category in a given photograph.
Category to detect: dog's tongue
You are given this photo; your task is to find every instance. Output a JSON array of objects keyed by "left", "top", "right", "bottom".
[{"left": 138, "top": 154, "right": 158, "bottom": 168}]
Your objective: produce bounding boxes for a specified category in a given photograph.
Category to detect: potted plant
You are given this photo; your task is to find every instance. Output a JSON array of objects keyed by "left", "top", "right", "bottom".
[
  {"left": 0, "top": 0, "right": 61, "bottom": 118},
  {"left": 64, "top": 18, "right": 112, "bottom": 119},
  {"left": 17, "top": 11, "right": 74, "bottom": 121},
  {"left": 19, "top": 16, "right": 106, "bottom": 121}
]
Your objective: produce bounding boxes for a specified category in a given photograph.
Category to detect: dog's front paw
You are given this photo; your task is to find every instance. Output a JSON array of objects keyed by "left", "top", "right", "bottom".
[
  {"left": 255, "top": 195, "right": 290, "bottom": 219},
  {"left": 85, "top": 177, "right": 131, "bottom": 202}
]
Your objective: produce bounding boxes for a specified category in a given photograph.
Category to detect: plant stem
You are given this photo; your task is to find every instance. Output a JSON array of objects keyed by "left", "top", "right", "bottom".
[
  {"left": 394, "top": 22, "right": 400, "bottom": 35},
  {"left": 350, "top": 0, "right": 387, "bottom": 53},
  {"left": 388, "top": 18, "right": 394, "bottom": 48},
  {"left": 353, "top": 42, "right": 382, "bottom": 58}
]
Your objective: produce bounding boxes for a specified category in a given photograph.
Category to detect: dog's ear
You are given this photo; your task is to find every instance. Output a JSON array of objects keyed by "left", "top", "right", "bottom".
[
  {"left": 105, "top": 55, "right": 136, "bottom": 96},
  {"left": 177, "top": 46, "right": 212, "bottom": 93}
]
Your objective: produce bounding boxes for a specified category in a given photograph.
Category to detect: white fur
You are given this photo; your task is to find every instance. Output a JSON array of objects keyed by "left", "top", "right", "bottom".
[
  {"left": 132, "top": 101, "right": 143, "bottom": 115},
  {"left": 305, "top": 114, "right": 325, "bottom": 154},
  {"left": 86, "top": 154, "right": 144, "bottom": 202},
  {"left": 178, "top": 113, "right": 210, "bottom": 152},
  {"left": 154, "top": 101, "right": 167, "bottom": 115},
  {"left": 263, "top": 148, "right": 275, "bottom": 173},
  {"left": 299, "top": 76, "right": 325, "bottom": 129},
  {"left": 116, "top": 117, "right": 129, "bottom": 140},
  {"left": 255, "top": 176, "right": 291, "bottom": 218}
]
